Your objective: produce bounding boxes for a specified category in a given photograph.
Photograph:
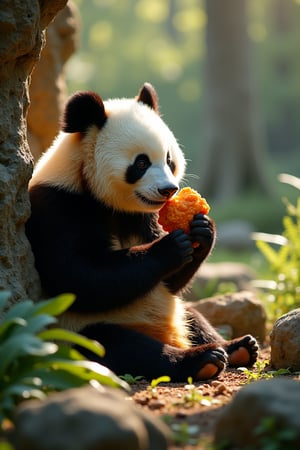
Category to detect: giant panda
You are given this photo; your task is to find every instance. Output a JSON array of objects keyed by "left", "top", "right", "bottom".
[{"left": 26, "top": 83, "right": 258, "bottom": 381}]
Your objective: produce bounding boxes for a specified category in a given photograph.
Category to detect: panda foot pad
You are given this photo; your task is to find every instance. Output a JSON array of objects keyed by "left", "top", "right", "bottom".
[
  {"left": 196, "top": 363, "right": 221, "bottom": 381},
  {"left": 226, "top": 335, "right": 258, "bottom": 367},
  {"left": 228, "top": 346, "right": 252, "bottom": 366},
  {"left": 194, "top": 346, "right": 227, "bottom": 381}
]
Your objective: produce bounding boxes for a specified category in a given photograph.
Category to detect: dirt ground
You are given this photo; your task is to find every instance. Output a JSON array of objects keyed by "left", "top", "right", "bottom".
[{"left": 129, "top": 346, "right": 296, "bottom": 449}]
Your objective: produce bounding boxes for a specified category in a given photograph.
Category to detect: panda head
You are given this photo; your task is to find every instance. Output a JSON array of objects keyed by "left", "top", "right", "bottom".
[{"left": 33, "top": 83, "right": 186, "bottom": 213}]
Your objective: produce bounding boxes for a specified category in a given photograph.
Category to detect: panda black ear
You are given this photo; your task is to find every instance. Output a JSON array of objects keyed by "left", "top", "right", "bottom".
[
  {"left": 62, "top": 91, "right": 107, "bottom": 133},
  {"left": 136, "top": 82, "right": 159, "bottom": 113}
]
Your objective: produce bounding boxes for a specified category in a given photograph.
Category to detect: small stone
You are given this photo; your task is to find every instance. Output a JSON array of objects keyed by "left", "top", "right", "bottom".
[
  {"left": 270, "top": 308, "right": 300, "bottom": 371},
  {"left": 135, "top": 396, "right": 149, "bottom": 406},
  {"left": 211, "top": 381, "right": 227, "bottom": 395},
  {"left": 148, "top": 399, "right": 166, "bottom": 410}
]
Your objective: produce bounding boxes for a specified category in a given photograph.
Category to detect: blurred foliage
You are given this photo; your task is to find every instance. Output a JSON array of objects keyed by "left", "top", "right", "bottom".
[
  {"left": 68, "top": 0, "right": 300, "bottom": 168},
  {"left": 68, "top": 0, "right": 206, "bottom": 161},
  {"left": 254, "top": 174, "right": 300, "bottom": 319},
  {"left": 67, "top": 0, "right": 300, "bottom": 233}
]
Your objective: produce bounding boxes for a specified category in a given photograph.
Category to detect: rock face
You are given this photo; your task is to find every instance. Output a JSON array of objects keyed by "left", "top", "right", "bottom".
[
  {"left": 214, "top": 379, "right": 300, "bottom": 449},
  {"left": 28, "top": 1, "right": 80, "bottom": 162},
  {"left": 191, "top": 290, "right": 266, "bottom": 342},
  {"left": 15, "top": 386, "right": 170, "bottom": 450},
  {"left": 0, "top": 0, "right": 67, "bottom": 305},
  {"left": 270, "top": 308, "right": 300, "bottom": 371}
]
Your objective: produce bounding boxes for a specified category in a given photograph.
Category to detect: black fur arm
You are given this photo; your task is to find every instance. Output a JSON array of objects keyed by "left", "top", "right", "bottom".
[
  {"left": 26, "top": 185, "right": 194, "bottom": 314},
  {"left": 163, "top": 215, "right": 216, "bottom": 293},
  {"left": 29, "top": 231, "right": 193, "bottom": 314}
]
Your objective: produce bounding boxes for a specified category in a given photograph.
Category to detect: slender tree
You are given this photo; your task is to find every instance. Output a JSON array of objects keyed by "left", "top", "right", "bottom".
[{"left": 198, "top": 0, "right": 270, "bottom": 202}]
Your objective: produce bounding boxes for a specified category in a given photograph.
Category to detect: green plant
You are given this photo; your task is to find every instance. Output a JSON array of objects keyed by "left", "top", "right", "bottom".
[
  {"left": 238, "top": 360, "right": 292, "bottom": 384},
  {"left": 183, "top": 377, "right": 213, "bottom": 407},
  {"left": 171, "top": 377, "right": 216, "bottom": 408},
  {"left": 147, "top": 375, "right": 170, "bottom": 398},
  {"left": 254, "top": 173, "right": 300, "bottom": 319},
  {"left": 238, "top": 360, "right": 273, "bottom": 383},
  {"left": 0, "top": 291, "right": 129, "bottom": 428},
  {"left": 119, "top": 374, "right": 144, "bottom": 384}
]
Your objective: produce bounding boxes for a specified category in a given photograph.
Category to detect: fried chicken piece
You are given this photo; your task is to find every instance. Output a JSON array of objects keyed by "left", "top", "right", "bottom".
[{"left": 158, "top": 187, "right": 210, "bottom": 234}]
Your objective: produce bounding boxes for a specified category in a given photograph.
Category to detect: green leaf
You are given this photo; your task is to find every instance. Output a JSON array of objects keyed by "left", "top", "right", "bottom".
[
  {"left": 4, "top": 300, "right": 34, "bottom": 321},
  {"left": 53, "top": 343, "right": 87, "bottom": 361},
  {"left": 151, "top": 375, "right": 171, "bottom": 388},
  {"left": 38, "top": 328, "right": 105, "bottom": 358},
  {"left": 0, "top": 334, "right": 57, "bottom": 377},
  {"left": 42, "top": 359, "right": 130, "bottom": 390},
  {"left": 32, "top": 294, "right": 76, "bottom": 317},
  {"left": 119, "top": 374, "right": 144, "bottom": 384},
  {"left": 21, "top": 368, "right": 87, "bottom": 391},
  {"left": 11, "top": 315, "right": 56, "bottom": 337},
  {"left": 0, "top": 317, "right": 27, "bottom": 339},
  {"left": 4, "top": 384, "right": 47, "bottom": 401},
  {"left": 21, "top": 338, "right": 58, "bottom": 357}
]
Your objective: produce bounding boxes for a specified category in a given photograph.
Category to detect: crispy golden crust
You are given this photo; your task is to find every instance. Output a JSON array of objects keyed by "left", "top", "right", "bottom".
[{"left": 158, "top": 187, "right": 210, "bottom": 233}]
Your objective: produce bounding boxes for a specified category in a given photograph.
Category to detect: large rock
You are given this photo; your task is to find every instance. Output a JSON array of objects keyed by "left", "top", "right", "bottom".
[
  {"left": 0, "top": 0, "right": 67, "bottom": 305},
  {"left": 28, "top": 1, "right": 80, "bottom": 162},
  {"left": 191, "top": 290, "right": 266, "bottom": 342},
  {"left": 214, "top": 379, "right": 300, "bottom": 449},
  {"left": 270, "top": 308, "right": 300, "bottom": 371},
  {"left": 15, "top": 386, "right": 170, "bottom": 450}
]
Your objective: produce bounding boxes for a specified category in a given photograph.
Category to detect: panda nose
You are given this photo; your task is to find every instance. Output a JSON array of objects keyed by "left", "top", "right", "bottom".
[{"left": 158, "top": 186, "right": 178, "bottom": 199}]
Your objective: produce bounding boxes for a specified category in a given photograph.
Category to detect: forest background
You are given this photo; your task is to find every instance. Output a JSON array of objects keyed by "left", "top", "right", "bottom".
[{"left": 66, "top": 0, "right": 300, "bottom": 239}]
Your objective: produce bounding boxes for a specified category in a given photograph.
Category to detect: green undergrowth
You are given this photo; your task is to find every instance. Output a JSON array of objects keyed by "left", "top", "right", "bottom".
[
  {"left": 201, "top": 174, "right": 300, "bottom": 323},
  {"left": 253, "top": 174, "right": 300, "bottom": 320},
  {"left": 0, "top": 291, "right": 128, "bottom": 430}
]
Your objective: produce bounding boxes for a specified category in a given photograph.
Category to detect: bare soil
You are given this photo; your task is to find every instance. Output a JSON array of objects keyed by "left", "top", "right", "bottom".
[{"left": 129, "top": 346, "right": 288, "bottom": 449}]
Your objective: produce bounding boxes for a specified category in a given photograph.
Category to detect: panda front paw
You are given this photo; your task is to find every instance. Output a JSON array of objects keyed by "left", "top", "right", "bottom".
[
  {"left": 153, "top": 229, "right": 193, "bottom": 273},
  {"left": 189, "top": 214, "right": 215, "bottom": 252}
]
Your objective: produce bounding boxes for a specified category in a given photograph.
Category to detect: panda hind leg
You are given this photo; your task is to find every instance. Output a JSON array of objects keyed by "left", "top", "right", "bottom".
[
  {"left": 187, "top": 306, "right": 259, "bottom": 368},
  {"left": 78, "top": 323, "right": 227, "bottom": 382}
]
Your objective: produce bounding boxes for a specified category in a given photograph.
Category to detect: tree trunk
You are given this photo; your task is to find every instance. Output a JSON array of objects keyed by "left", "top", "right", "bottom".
[
  {"left": 28, "top": 1, "right": 80, "bottom": 162},
  {"left": 198, "top": 0, "right": 270, "bottom": 203},
  {"left": 0, "top": 0, "right": 67, "bottom": 306}
]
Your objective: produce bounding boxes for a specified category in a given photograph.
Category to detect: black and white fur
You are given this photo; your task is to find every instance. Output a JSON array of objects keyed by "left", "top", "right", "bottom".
[{"left": 26, "top": 83, "right": 258, "bottom": 381}]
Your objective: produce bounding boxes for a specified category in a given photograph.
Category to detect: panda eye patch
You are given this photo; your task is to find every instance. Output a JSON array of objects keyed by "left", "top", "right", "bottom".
[
  {"left": 135, "top": 154, "right": 151, "bottom": 170},
  {"left": 167, "top": 151, "right": 175, "bottom": 174},
  {"left": 126, "top": 153, "right": 151, "bottom": 184},
  {"left": 166, "top": 152, "right": 171, "bottom": 166}
]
